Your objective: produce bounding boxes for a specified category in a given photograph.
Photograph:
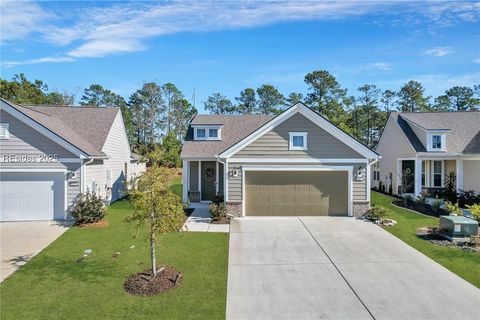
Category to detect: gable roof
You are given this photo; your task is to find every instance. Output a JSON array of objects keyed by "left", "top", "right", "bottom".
[
  {"left": 181, "top": 114, "right": 274, "bottom": 158},
  {"left": 1, "top": 99, "right": 120, "bottom": 157},
  {"left": 394, "top": 111, "right": 480, "bottom": 154}
]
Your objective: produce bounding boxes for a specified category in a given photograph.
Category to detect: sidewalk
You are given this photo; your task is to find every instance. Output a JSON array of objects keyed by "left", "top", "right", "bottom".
[{"left": 183, "top": 202, "right": 229, "bottom": 233}]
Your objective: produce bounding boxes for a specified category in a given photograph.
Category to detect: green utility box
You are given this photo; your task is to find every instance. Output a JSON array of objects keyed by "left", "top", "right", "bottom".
[{"left": 439, "top": 215, "right": 478, "bottom": 239}]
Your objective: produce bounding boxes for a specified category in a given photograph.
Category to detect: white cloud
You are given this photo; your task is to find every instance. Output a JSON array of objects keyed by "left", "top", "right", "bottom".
[
  {"left": 2, "top": 56, "right": 74, "bottom": 68},
  {"left": 473, "top": 58, "right": 480, "bottom": 64},
  {"left": 0, "top": 0, "right": 53, "bottom": 42},
  {"left": 3, "top": 1, "right": 480, "bottom": 65},
  {"left": 367, "top": 62, "right": 392, "bottom": 71},
  {"left": 423, "top": 47, "right": 454, "bottom": 57}
]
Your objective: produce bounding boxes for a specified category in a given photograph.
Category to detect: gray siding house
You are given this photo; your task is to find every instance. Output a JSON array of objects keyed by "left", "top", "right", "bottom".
[
  {"left": 374, "top": 111, "right": 480, "bottom": 196},
  {"left": 181, "top": 102, "right": 379, "bottom": 217},
  {"left": 0, "top": 99, "right": 146, "bottom": 221}
]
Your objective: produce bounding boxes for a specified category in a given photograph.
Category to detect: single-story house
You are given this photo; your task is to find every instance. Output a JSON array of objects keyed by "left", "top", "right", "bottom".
[
  {"left": 181, "top": 102, "right": 380, "bottom": 217},
  {"left": 0, "top": 98, "right": 146, "bottom": 221},
  {"left": 374, "top": 111, "right": 480, "bottom": 196}
]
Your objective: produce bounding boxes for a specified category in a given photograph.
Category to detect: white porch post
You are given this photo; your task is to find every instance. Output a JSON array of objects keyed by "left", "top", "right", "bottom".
[
  {"left": 456, "top": 159, "right": 464, "bottom": 191},
  {"left": 215, "top": 160, "right": 219, "bottom": 195},
  {"left": 182, "top": 160, "right": 188, "bottom": 203},
  {"left": 414, "top": 159, "right": 422, "bottom": 196}
]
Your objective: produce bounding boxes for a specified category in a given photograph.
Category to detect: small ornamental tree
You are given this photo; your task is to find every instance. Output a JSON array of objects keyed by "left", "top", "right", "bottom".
[{"left": 126, "top": 166, "right": 185, "bottom": 277}]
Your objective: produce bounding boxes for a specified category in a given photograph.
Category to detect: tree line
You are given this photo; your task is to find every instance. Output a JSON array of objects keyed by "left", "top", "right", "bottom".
[
  {"left": 203, "top": 70, "right": 479, "bottom": 148},
  {"left": 1, "top": 72, "right": 479, "bottom": 154}
]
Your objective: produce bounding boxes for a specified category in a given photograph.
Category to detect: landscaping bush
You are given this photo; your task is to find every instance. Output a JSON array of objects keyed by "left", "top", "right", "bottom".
[
  {"left": 413, "top": 196, "right": 426, "bottom": 211},
  {"left": 209, "top": 202, "right": 227, "bottom": 220},
  {"left": 212, "top": 195, "right": 224, "bottom": 204},
  {"left": 466, "top": 204, "right": 480, "bottom": 222},
  {"left": 69, "top": 192, "right": 106, "bottom": 224},
  {"left": 458, "top": 190, "right": 480, "bottom": 208},
  {"left": 365, "top": 206, "right": 392, "bottom": 221},
  {"left": 431, "top": 199, "right": 444, "bottom": 214},
  {"left": 444, "top": 201, "right": 462, "bottom": 215}
]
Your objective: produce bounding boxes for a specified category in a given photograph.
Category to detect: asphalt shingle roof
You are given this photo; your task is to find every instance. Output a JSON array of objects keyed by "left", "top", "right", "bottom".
[
  {"left": 181, "top": 114, "right": 274, "bottom": 158},
  {"left": 395, "top": 111, "right": 480, "bottom": 154},
  {"left": 2, "top": 99, "right": 120, "bottom": 156}
]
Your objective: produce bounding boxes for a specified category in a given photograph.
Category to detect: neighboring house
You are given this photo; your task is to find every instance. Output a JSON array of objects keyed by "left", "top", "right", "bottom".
[
  {"left": 181, "top": 102, "right": 379, "bottom": 217},
  {"left": 374, "top": 111, "right": 480, "bottom": 197},
  {"left": 0, "top": 99, "right": 146, "bottom": 221}
]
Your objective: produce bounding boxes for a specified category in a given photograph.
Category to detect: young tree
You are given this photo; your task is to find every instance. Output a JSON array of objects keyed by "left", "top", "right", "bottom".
[
  {"left": 256, "top": 84, "right": 285, "bottom": 115},
  {"left": 304, "top": 70, "right": 347, "bottom": 125},
  {"left": 235, "top": 88, "right": 257, "bottom": 114},
  {"left": 397, "top": 81, "right": 431, "bottom": 112},
  {"left": 126, "top": 167, "right": 185, "bottom": 277},
  {"left": 160, "top": 131, "right": 182, "bottom": 167},
  {"left": 204, "top": 93, "right": 235, "bottom": 114},
  {"left": 286, "top": 92, "right": 304, "bottom": 106}
]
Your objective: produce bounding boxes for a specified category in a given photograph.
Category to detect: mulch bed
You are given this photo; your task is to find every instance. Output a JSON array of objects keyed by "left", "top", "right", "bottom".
[
  {"left": 76, "top": 220, "right": 109, "bottom": 228},
  {"left": 124, "top": 266, "right": 182, "bottom": 296},
  {"left": 416, "top": 227, "right": 479, "bottom": 253},
  {"left": 392, "top": 200, "right": 447, "bottom": 218},
  {"left": 210, "top": 217, "right": 230, "bottom": 224}
]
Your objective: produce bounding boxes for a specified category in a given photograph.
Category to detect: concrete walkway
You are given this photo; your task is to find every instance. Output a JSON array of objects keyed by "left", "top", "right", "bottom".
[
  {"left": 227, "top": 217, "right": 480, "bottom": 320},
  {"left": 0, "top": 221, "right": 70, "bottom": 282},
  {"left": 182, "top": 203, "right": 229, "bottom": 233}
]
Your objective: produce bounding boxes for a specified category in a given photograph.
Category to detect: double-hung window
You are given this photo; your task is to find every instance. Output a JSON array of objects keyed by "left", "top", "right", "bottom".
[
  {"left": 289, "top": 132, "right": 307, "bottom": 150},
  {"left": 433, "top": 160, "right": 443, "bottom": 187}
]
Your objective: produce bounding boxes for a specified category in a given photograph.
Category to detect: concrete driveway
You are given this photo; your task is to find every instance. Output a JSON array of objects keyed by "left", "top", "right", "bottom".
[
  {"left": 227, "top": 217, "right": 480, "bottom": 320},
  {"left": 0, "top": 221, "right": 70, "bottom": 282}
]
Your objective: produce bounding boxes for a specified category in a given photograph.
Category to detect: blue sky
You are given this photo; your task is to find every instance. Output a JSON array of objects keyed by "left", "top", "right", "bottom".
[{"left": 1, "top": 1, "right": 479, "bottom": 112}]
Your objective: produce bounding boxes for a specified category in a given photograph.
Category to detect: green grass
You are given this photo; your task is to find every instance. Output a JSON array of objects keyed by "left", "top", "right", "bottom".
[
  {"left": 0, "top": 200, "right": 228, "bottom": 320},
  {"left": 169, "top": 175, "right": 183, "bottom": 197},
  {"left": 372, "top": 191, "right": 480, "bottom": 288}
]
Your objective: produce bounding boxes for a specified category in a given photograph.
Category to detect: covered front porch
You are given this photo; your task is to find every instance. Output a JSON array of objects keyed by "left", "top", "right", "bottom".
[
  {"left": 182, "top": 159, "right": 225, "bottom": 203},
  {"left": 398, "top": 158, "right": 464, "bottom": 196}
]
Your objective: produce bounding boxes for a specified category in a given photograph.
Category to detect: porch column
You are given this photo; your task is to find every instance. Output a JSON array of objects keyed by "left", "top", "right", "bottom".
[
  {"left": 414, "top": 159, "right": 422, "bottom": 196},
  {"left": 456, "top": 159, "right": 464, "bottom": 191},
  {"left": 182, "top": 160, "right": 188, "bottom": 203}
]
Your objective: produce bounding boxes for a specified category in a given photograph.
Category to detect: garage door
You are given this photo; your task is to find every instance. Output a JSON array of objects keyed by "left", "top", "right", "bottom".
[
  {"left": 0, "top": 172, "right": 64, "bottom": 221},
  {"left": 245, "top": 171, "right": 348, "bottom": 216}
]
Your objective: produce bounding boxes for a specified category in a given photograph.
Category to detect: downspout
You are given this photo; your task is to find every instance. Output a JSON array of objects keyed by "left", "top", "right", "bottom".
[{"left": 82, "top": 158, "right": 94, "bottom": 193}]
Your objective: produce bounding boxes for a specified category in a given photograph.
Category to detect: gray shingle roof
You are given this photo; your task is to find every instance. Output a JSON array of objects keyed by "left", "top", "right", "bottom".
[
  {"left": 395, "top": 111, "right": 480, "bottom": 154},
  {"left": 181, "top": 114, "right": 274, "bottom": 158},
  {"left": 2, "top": 99, "right": 120, "bottom": 156}
]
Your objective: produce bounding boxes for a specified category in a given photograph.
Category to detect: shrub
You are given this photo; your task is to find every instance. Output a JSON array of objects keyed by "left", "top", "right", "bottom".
[
  {"left": 209, "top": 202, "right": 227, "bottom": 220},
  {"left": 365, "top": 206, "right": 392, "bottom": 221},
  {"left": 69, "top": 192, "right": 106, "bottom": 224},
  {"left": 413, "top": 196, "right": 426, "bottom": 210},
  {"left": 212, "top": 195, "right": 224, "bottom": 205},
  {"left": 431, "top": 199, "right": 443, "bottom": 214},
  {"left": 444, "top": 201, "right": 462, "bottom": 215},
  {"left": 458, "top": 190, "right": 480, "bottom": 208},
  {"left": 466, "top": 204, "right": 480, "bottom": 222}
]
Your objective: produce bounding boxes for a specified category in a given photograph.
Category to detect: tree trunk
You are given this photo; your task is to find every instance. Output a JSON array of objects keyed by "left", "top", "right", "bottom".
[{"left": 150, "top": 199, "right": 157, "bottom": 277}]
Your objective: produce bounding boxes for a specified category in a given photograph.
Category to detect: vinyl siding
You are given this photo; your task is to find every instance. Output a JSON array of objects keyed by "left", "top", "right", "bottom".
[
  {"left": 232, "top": 113, "right": 363, "bottom": 159},
  {"left": 84, "top": 112, "right": 139, "bottom": 203},
  {"left": 375, "top": 114, "right": 417, "bottom": 194},
  {"left": 464, "top": 160, "right": 480, "bottom": 192},
  {"left": 0, "top": 109, "right": 76, "bottom": 158},
  {"left": 227, "top": 162, "right": 367, "bottom": 202},
  {"left": 66, "top": 162, "right": 81, "bottom": 214}
]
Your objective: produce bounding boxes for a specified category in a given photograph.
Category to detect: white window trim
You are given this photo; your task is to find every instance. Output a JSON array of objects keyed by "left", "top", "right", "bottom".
[
  {"left": 193, "top": 126, "right": 222, "bottom": 140},
  {"left": 427, "top": 132, "right": 446, "bottom": 152},
  {"left": 0, "top": 123, "right": 10, "bottom": 139},
  {"left": 432, "top": 160, "right": 444, "bottom": 187},
  {"left": 289, "top": 132, "right": 308, "bottom": 151}
]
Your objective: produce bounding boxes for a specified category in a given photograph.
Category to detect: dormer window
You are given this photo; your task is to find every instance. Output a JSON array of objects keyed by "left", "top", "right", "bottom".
[
  {"left": 193, "top": 125, "right": 222, "bottom": 140},
  {"left": 427, "top": 132, "right": 446, "bottom": 151}
]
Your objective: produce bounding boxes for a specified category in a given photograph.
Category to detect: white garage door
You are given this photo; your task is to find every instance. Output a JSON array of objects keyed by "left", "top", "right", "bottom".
[{"left": 0, "top": 172, "right": 64, "bottom": 221}]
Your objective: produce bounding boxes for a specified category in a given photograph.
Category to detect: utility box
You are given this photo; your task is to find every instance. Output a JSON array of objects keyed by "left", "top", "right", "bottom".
[{"left": 440, "top": 215, "right": 478, "bottom": 239}]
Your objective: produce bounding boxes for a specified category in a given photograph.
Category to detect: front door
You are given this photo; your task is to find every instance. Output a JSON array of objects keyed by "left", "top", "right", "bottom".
[
  {"left": 401, "top": 160, "right": 415, "bottom": 194},
  {"left": 201, "top": 161, "right": 216, "bottom": 201}
]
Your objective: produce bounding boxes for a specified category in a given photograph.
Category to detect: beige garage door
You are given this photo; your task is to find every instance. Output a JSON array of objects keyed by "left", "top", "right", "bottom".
[{"left": 245, "top": 171, "right": 348, "bottom": 216}]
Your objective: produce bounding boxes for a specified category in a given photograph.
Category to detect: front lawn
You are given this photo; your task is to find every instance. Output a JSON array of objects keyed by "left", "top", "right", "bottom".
[
  {"left": 372, "top": 191, "right": 480, "bottom": 288},
  {"left": 0, "top": 200, "right": 228, "bottom": 320}
]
